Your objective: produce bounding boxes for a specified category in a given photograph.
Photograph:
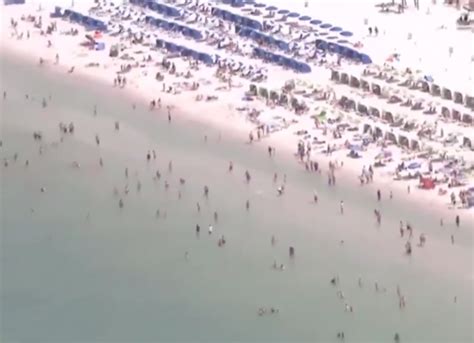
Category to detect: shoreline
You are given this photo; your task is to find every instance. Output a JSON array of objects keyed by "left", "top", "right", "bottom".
[{"left": 1, "top": 3, "right": 472, "bottom": 225}]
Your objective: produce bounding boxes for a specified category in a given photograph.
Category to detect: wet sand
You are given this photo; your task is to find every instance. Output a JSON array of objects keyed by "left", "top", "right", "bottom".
[{"left": 1, "top": 53, "right": 473, "bottom": 342}]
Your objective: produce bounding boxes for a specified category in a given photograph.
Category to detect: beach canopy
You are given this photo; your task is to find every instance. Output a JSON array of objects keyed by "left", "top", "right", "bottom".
[
  {"left": 156, "top": 38, "right": 214, "bottom": 65},
  {"left": 253, "top": 47, "right": 311, "bottom": 73}
]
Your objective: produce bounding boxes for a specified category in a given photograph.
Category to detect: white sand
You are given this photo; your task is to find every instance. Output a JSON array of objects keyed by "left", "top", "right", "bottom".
[{"left": 1, "top": 0, "right": 473, "bottom": 222}]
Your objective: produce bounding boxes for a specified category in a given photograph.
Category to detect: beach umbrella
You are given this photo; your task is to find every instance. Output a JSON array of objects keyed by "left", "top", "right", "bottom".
[
  {"left": 310, "top": 19, "right": 322, "bottom": 25},
  {"left": 288, "top": 12, "right": 300, "bottom": 18},
  {"left": 266, "top": 5, "right": 277, "bottom": 10},
  {"left": 277, "top": 9, "right": 289, "bottom": 14},
  {"left": 330, "top": 26, "right": 343, "bottom": 32},
  {"left": 254, "top": 3, "right": 266, "bottom": 7},
  {"left": 407, "top": 162, "right": 421, "bottom": 169},
  {"left": 340, "top": 31, "right": 353, "bottom": 37},
  {"left": 299, "top": 15, "right": 311, "bottom": 21},
  {"left": 320, "top": 23, "right": 332, "bottom": 29}
]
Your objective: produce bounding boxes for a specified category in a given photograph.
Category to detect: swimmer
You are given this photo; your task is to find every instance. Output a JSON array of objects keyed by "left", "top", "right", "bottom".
[
  {"left": 119, "top": 198, "right": 124, "bottom": 208},
  {"left": 213, "top": 211, "right": 218, "bottom": 222},
  {"left": 208, "top": 225, "right": 213, "bottom": 234},
  {"left": 245, "top": 200, "right": 250, "bottom": 211},
  {"left": 196, "top": 202, "right": 201, "bottom": 212},
  {"left": 228, "top": 161, "right": 233, "bottom": 172}
]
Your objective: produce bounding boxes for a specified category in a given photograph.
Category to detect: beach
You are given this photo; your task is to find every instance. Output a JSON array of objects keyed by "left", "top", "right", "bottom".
[{"left": 1, "top": 0, "right": 474, "bottom": 342}]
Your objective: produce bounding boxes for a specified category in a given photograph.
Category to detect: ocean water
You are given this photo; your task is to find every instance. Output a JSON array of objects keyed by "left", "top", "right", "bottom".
[{"left": 1, "top": 53, "right": 473, "bottom": 343}]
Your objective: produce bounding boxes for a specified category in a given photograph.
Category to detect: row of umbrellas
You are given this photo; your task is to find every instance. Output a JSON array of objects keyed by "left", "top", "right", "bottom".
[{"left": 245, "top": 1, "right": 354, "bottom": 37}]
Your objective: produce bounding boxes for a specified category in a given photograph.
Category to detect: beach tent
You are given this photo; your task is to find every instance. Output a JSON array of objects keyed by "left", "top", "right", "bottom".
[
  {"left": 50, "top": 6, "right": 64, "bottom": 18},
  {"left": 462, "top": 136, "right": 472, "bottom": 148},
  {"left": 164, "top": 6, "right": 181, "bottom": 17},
  {"left": 198, "top": 52, "right": 213, "bottom": 65},
  {"left": 453, "top": 91, "right": 464, "bottom": 104},
  {"left": 462, "top": 113, "right": 472, "bottom": 124},
  {"left": 442, "top": 87, "right": 453, "bottom": 100},
  {"left": 276, "top": 40, "right": 289, "bottom": 51},
  {"left": 315, "top": 39, "right": 328, "bottom": 50},
  {"left": 231, "top": 0, "right": 245, "bottom": 7},
  {"left": 359, "top": 54, "right": 372, "bottom": 64},
  {"left": 188, "top": 28, "right": 203, "bottom": 40},
  {"left": 164, "top": 41, "right": 180, "bottom": 52},
  {"left": 181, "top": 48, "right": 193, "bottom": 57},
  {"left": 156, "top": 38, "right": 165, "bottom": 48},
  {"left": 466, "top": 95, "right": 474, "bottom": 109}
]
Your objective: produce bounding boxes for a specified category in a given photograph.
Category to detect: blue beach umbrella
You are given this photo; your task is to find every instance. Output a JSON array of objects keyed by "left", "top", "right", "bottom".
[
  {"left": 407, "top": 162, "right": 421, "bottom": 169},
  {"left": 330, "top": 26, "right": 343, "bottom": 32},
  {"left": 254, "top": 3, "right": 266, "bottom": 8},
  {"left": 288, "top": 12, "right": 300, "bottom": 18},
  {"left": 266, "top": 5, "right": 277, "bottom": 10},
  {"left": 310, "top": 19, "right": 322, "bottom": 25},
  {"left": 320, "top": 23, "right": 332, "bottom": 29},
  {"left": 299, "top": 15, "right": 311, "bottom": 21},
  {"left": 340, "top": 31, "right": 353, "bottom": 37},
  {"left": 277, "top": 9, "right": 289, "bottom": 14}
]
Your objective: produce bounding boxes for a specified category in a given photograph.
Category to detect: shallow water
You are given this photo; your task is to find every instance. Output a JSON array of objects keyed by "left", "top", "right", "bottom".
[{"left": 1, "top": 53, "right": 473, "bottom": 342}]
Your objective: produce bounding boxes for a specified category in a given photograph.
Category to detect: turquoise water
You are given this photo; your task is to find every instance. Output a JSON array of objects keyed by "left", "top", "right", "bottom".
[{"left": 1, "top": 53, "right": 473, "bottom": 342}]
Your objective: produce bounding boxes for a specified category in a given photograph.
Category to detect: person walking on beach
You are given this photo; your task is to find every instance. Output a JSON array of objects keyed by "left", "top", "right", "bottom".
[
  {"left": 340, "top": 200, "right": 344, "bottom": 215},
  {"left": 377, "top": 189, "right": 381, "bottom": 201},
  {"left": 246, "top": 200, "right": 250, "bottom": 211},
  {"left": 455, "top": 215, "right": 460, "bottom": 227}
]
